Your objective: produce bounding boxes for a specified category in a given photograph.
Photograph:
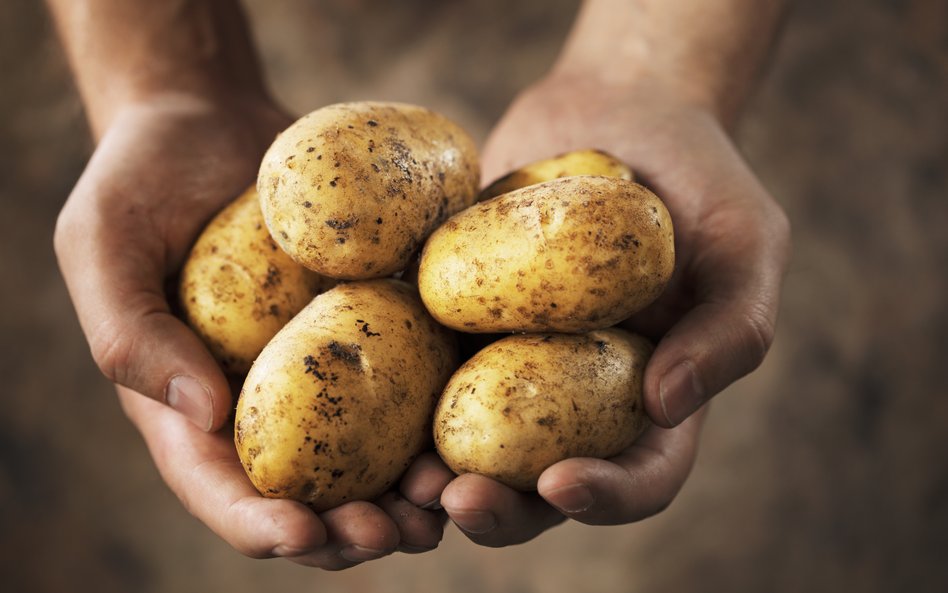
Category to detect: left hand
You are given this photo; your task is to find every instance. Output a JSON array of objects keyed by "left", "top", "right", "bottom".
[{"left": 401, "top": 72, "right": 789, "bottom": 546}]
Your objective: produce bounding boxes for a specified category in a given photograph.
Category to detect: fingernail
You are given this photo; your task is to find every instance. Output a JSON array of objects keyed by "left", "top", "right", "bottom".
[
  {"left": 420, "top": 497, "right": 443, "bottom": 510},
  {"left": 545, "top": 484, "right": 594, "bottom": 514},
  {"left": 659, "top": 361, "right": 704, "bottom": 426},
  {"left": 167, "top": 375, "right": 213, "bottom": 431},
  {"left": 339, "top": 544, "right": 387, "bottom": 563},
  {"left": 450, "top": 510, "right": 496, "bottom": 534}
]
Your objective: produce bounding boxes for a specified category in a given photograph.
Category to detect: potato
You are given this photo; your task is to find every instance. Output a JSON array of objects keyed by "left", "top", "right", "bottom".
[
  {"left": 179, "top": 187, "right": 334, "bottom": 376},
  {"left": 235, "top": 279, "right": 458, "bottom": 512},
  {"left": 433, "top": 329, "right": 652, "bottom": 491},
  {"left": 418, "top": 176, "right": 674, "bottom": 333},
  {"left": 258, "top": 101, "right": 480, "bottom": 280},
  {"left": 479, "top": 148, "right": 633, "bottom": 200}
]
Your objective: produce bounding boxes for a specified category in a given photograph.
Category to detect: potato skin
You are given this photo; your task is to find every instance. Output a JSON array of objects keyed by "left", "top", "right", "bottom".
[
  {"left": 258, "top": 102, "right": 480, "bottom": 279},
  {"left": 434, "top": 329, "right": 652, "bottom": 491},
  {"left": 179, "top": 187, "right": 334, "bottom": 376},
  {"left": 418, "top": 176, "right": 675, "bottom": 333},
  {"left": 235, "top": 280, "right": 458, "bottom": 512},
  {"left": 479, "top": 148, "right": 633, "bottom": 200}
]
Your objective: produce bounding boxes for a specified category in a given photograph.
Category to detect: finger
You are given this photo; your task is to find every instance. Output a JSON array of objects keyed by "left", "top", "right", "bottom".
[
  {"left": 118, "top": 387, "right": 326, "bottom": 558},
  {"left": 56, "top": 177, "right": 231, "bottom": 431},
  {"left": 287, "top": 502, "right": 401, "bottom": 570},
  {"left": 375, "top": 491, "right": 446, "bottom": 554},
  {"left": 399, "top": 451, "right": 455, "bottom": 509},
  {"left": 440, "top": 473, "right": 565, "bottom": 547},
  {"left": 643, "top": 202, "right": 791, "bottom": 427},
  {"left": 538, "top": 411, "right": 705, "bottom": 525}
]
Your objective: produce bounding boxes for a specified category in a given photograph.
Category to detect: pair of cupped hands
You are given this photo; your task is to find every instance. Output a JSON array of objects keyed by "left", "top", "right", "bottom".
[{"left": 55, "top": 75, "right": 789, "bottom": 570}]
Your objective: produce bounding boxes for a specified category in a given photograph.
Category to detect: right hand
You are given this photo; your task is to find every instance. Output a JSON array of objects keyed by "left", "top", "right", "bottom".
[
  {"left": 55, "top": 92, "right": 447, "bottom": 568},
  {"left": 54, "top": 91, "right": 286, "bottom": 431}
]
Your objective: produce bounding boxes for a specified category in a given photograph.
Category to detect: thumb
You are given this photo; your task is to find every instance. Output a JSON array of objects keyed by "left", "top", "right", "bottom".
[
  {"left": 55, "top": 197, "right": 231, "bottom": 432},
  {"left": 640, "top": 206, "right": 790, "bottom": 427}
]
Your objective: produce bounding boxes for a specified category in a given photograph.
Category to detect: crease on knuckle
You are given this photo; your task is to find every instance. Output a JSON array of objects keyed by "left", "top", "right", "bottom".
[
  {"left": 183, "top": 457, "right": 276, "bottom": 559},
  {"left": 89, "top": 319, "right": 138, "bottom": 386},
  {"left": 224, "top": 498, "right": 273, "bottom": 559},
  {"left": 89, "top": 307, "right": 168, "bottom": 393},
  {"left": 175, "top": 456, "right": 227, "bottom": 518},
  {"left": 738, "top": 303, "right": 776, "bottom": 373}
]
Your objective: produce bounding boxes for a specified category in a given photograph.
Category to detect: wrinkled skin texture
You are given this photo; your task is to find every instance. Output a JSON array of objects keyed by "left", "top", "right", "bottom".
[{"left": 400, "top": 75, "right": 790, "bottom": 547}]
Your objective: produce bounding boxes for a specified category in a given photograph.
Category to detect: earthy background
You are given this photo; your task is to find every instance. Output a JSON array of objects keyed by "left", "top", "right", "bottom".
[{"left": 2, "top": 0, "right": 946, "bottom": 591}]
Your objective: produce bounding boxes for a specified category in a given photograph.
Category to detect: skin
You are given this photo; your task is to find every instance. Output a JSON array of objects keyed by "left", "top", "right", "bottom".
[{"left": 49, "top": 0, "right": 790, "bottom": 565}]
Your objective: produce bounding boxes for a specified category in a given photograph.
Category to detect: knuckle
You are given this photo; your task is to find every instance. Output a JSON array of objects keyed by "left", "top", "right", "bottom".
[
  {"left": 88, "top": 320, "right": 137, "bottom": 387},
  {"left": 775, "top": 206, "right": 792, "bottom": 244},
  {"left": 52, "top": 202, "right": 81, "bottom": 263},
  {"left": 770, "top": 204, "right": 793, "bottom": 257},
  {"left": 738, "top": 304, "right": 776, "bottom": 372},
  {"left": 188, "top": 465, "right": 274, "bottom": 560}
]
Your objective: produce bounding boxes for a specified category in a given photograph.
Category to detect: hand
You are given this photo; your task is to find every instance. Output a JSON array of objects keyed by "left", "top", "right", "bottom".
[
  {"left": 119, "top": 387, "right": 447, "bottom": 569},
  {"left": 54, "top": 92, "right": 287, "bottom": 430},
  {"left": 401, "top": 74, "right": 790, "bottom": 545},
  {"left": 55, "top": 93, "right": 447, "bottom": 567}
]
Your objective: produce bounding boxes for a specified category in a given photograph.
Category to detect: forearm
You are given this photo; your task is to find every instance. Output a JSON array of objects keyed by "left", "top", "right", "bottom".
[
  {"left": 45, "top": 0, "right": 269, "bottom": 137},
  {"left": 552, "top": 0, "right": 787, "bottom": 125}
]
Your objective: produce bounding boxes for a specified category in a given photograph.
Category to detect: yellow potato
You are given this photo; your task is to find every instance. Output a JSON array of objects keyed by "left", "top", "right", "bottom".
[
  {"left": 434, "top": 329, "right": 652, "bottom": 491},
  {"left": 479, "top": 148, "right": 633, "bottom": 200},
  {"left": 418, "top": 176, "right": 675, "bottom": 333},
  {"left": 235, "top": 279, "right": 458, "bottom": 512},
  {"left": 258, "top": 101, "right": 480, "bottom": 280},
  {"left": 179, "top": 187, "right": 334, "bottom": 376}
]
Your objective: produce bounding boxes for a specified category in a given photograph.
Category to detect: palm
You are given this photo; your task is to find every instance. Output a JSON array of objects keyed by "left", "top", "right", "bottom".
[{"left": 77, "top": 102, "right": 288, "bottom": 272}]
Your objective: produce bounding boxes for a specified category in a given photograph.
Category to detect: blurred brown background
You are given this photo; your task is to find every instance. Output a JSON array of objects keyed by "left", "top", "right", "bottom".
[{"left": 2, "top": 0, "right": 946, "bottom": 591}]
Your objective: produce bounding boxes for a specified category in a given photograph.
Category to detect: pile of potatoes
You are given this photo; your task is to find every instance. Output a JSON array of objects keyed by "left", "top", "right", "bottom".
[{"left": 179, "top": 101, "right": 674, "bottom": 512}]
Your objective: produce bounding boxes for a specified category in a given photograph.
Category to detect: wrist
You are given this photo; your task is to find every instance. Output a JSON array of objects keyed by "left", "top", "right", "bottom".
[
  {"left": 91, "top": 84, "right": 286, "bottom": 142},
  {"left": 546, "top": 0, "right": 787, "bottom": 131},
  {"left": 536, "top": 66, "right": 729, "bottom": 130},
  {"left": 84, "top": 78, "right": 282, "bottom": 139},
  {"left": 49, "top": 0, "right": 274, "bottom": 138}
]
